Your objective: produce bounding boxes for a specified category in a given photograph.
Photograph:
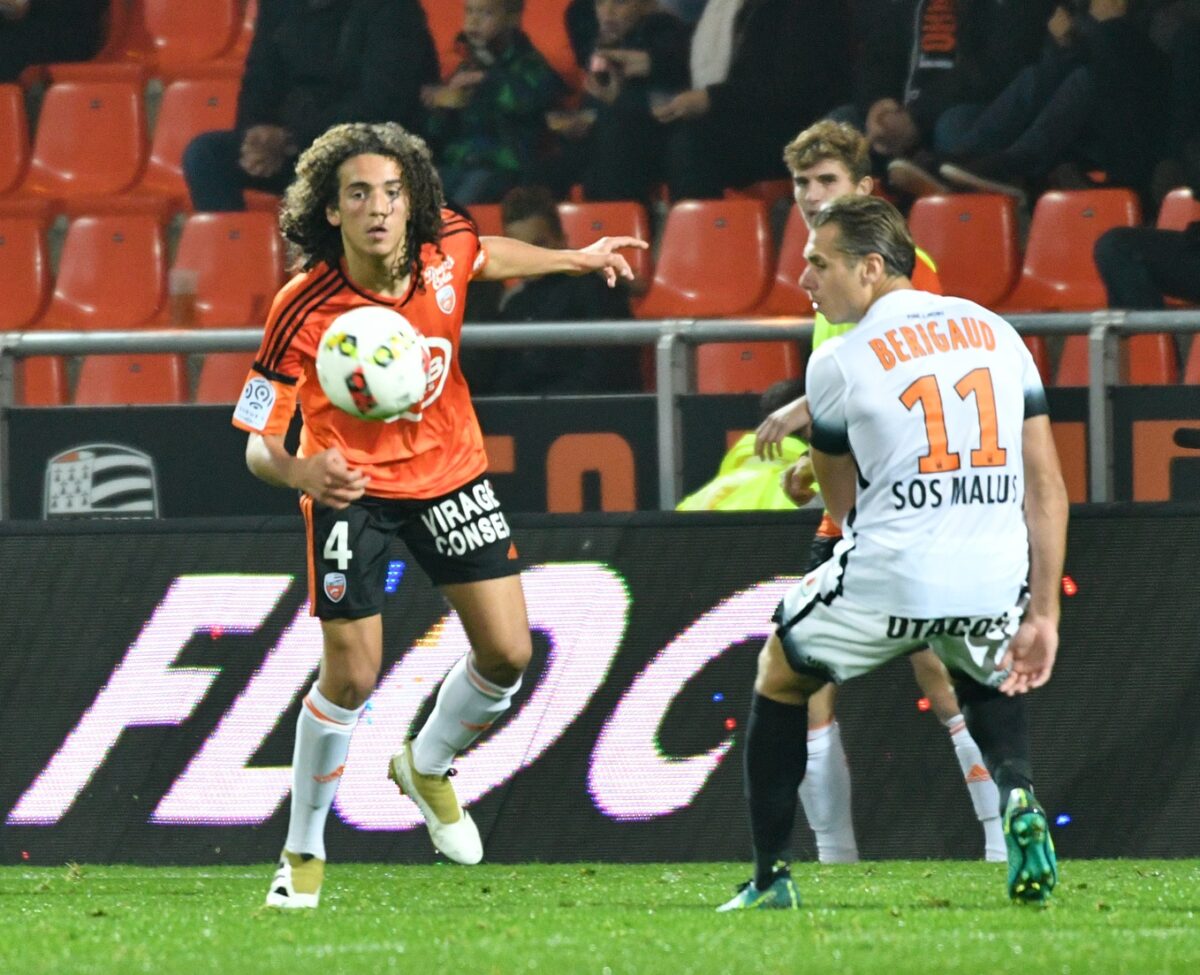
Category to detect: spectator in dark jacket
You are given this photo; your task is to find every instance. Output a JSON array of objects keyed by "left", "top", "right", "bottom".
[
  {"left": 933, "top": 0, "right": 1170, "bottom": 204},
  {"left": 0, "top": 0, "right": 108, "bottom": 82},
  {"left": 653, "top": 0, "right": 853, "bottom": 199},
  {"left": 182, "top": 0, "right": 439, "bottom": 212},
  {"left": 551, "top": 0, "right": 691, "bottom": 203}
]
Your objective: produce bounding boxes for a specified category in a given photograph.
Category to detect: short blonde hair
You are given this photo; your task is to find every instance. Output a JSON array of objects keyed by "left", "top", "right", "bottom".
[{"left": 783, "top": 119, "right": 871, "bottom": 184}]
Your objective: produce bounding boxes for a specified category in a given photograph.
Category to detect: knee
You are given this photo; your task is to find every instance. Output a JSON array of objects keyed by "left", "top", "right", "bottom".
[
  {"left": 322, "top": 665, "right": 379, "bottom": 710},
  {"left": 182, "top": 130, "right": 234, "bottom": 179},
  {"left": 473, "top": 633, "right": 532, "bottom": 687}
]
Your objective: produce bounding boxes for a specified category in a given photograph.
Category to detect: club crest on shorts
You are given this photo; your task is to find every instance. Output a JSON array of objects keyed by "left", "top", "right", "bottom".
[
  {"left": 436, "top": 283, "right": 456, "bottom": 314},
  {"left": 323, "top": 572, "right": 347, "bottom": 603}
]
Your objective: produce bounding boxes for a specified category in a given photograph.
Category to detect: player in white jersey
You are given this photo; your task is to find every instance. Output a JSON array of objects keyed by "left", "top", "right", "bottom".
[{"left": 718, "top": 195, "right": 1068, "bottom": 912}]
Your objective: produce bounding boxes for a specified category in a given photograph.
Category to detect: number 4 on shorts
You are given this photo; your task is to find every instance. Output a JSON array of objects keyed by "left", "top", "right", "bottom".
[{"left": 324, "top": 521, "right": 352, "bottom": 571}]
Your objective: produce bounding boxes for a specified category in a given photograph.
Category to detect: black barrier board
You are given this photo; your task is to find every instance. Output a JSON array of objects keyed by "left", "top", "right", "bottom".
[{"left": 1, "top": 509, "right": 1199, "bottom": 865}]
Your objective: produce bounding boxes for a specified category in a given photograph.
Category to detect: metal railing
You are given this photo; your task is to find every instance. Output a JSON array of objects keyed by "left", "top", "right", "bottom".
[{"left": 2, "top": 309, "right": 1199, "bottom": 516}]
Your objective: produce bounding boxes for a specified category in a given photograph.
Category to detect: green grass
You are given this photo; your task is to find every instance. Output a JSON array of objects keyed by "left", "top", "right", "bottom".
[{"left": 2, "top": 861, "right": 1197, "bottom": 975}]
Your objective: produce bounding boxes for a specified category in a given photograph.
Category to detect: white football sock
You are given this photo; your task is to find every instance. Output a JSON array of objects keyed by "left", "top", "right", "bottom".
[
  {"left": 799, "top": 720, "right": 859, "bottom": 864},
  {"left": 410, "top": 653, "right": 520, "bottom": 776},
  {"left": 945, "top": 714, "right": 1006, "bottom": 862},
  {"left": 285, "top": 685, "right": 362, "bottom": 861}
]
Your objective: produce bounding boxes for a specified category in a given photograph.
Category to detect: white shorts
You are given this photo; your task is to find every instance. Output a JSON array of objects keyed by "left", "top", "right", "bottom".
[{"left": 772, "top": 554, "right": 1025, "bottom": 688}]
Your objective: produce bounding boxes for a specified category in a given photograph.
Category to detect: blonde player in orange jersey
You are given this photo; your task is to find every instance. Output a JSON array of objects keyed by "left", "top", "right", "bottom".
[
  {"left": 756, "top": 120, "right": 1009, "bottom": 865},
  {"left": 232, "top": 121, "right": 646, "bottom": 908}
]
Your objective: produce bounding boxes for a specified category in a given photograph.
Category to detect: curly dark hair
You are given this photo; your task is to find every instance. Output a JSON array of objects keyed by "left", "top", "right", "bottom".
[{"left": 280, "top": 122, "right": 445, "bottom": 285}]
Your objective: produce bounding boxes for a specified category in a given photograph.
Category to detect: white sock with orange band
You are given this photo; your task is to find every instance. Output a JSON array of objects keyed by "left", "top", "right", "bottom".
[
  {"left": 799, "top": 720, "right": 860, "bottom": 864},
  {"left": 285, "top": 685, "right": 363, "bottom": 861},
  {"left": 944, "top": 713, "right": 1006, "bottom": 861},
  {"left": 411, "top": 653, "right": 521, "bottom": 776}
]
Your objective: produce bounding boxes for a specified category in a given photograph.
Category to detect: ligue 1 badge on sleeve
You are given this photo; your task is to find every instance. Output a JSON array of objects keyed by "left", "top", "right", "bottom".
[{"left": 43, "top": 443, "right": 159, "bottom": 519}]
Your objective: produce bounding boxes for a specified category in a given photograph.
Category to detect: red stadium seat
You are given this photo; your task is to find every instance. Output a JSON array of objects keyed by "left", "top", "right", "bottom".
[
  {"left": 243, "top": 188, "right": 282, "bottom": 213},
  {"left": 195, "top": 351, "right": 257, "bottom": 403},
  {"left": 466, "top": 203, "right": 504, "bottom": 238},
  {"left": 908, "top": 193, "right": 1020, "bottom": 307},
  {"left": 141, "top": 0, "right": 241, "bottom": 72},
  {"left": 557, "top": 200, "right": 652, "bottom": 288},
  {"left": 173, "top": 211, "right": 285, "bottom": 327},
  {"left": 0, "top": 84, "right": 30, "bottom": 195},
  {"left": 696, "top": 341, "right": 804, "bottom": 394},
  {"left": 38, "top": 214, "right": 167, "bottom": 330},
  {"left": 1184, "top": 339, "right": 1200, "bottom": 385},
  {"left": 0, "top": 215, "right": 51, "bottom": 331},
  {"left": 19, "top": 80, "right": 148, "bottom": 209},
  {"left": 422, "top": 0, "right": 463, "bottom": 79},
  {"left": 1055, "top": 334, "right": 1178, "bottom": 386},
  {"left": 14, "top": 356, "right": 69, "bottom": 406},
  {"left": 136, "top": 76, "right": 240, "bottom": 206},
  {"left": 74, "top": 354, "right": 189, "bottom": 404},
  {"left": 1156, "top": 187, "right": 1200, "bottom": 231},
  {"left": 521, "top": 0, "right": 581, "bottom": 88},
  {"left": 748, "top": 206, "right": 814, "bottom": 316},
  {"left": 636, "top": 198, "right": 774, "bottom": 318},
  {"left": 1023, "top": 335, "right": 1052, "bottom": 386},
  {"left": 999, "top": 189, "right": 1141, "bottom": 312}
]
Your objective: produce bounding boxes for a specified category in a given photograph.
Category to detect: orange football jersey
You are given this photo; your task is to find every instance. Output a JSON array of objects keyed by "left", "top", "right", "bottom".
[{"left": 231, "top": 209, "right": 490, "bottom": 499}]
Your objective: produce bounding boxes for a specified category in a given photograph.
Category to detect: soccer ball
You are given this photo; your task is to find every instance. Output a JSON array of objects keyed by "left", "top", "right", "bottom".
[{"left": 315, "top": 306, "right": 431, "bottom": 420}]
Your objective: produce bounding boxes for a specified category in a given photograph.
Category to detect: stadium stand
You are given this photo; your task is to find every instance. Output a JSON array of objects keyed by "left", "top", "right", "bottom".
[
  {"left": 636, "top": 198, "right": 773, "bottom": 319},
  {"left": 746, "top": 206, "right": 814, "bottom": 317},
  {"left": 172, "top": 211, "right": 284, "bottom": 327},
  {"left": 195, "top": 351, "right": 258, "bottom": 404},
  {"left": 37, "top": 213, "right": 167, "bottom": 330},
  {"left": 999, "top": 188, "right": 1141, "bottom": 313},
  {"left": 17, "top": 79, "right": 149, "bottom": 212},
  {"left": 557, "top": 200, "right": 653, "bottom": 289},
  {"left": 134, "top": 75, "right": 241, "bottom": 208},
  {"left": 907, "top": 193, "right": 1020, "bottom": 308},
  {"left": 0, "top": 84, "right": 30, "bottom": 195},
  {"left": 74, "top": 353, "right": 189, "bottom": 405},
  {"left": 1157, "top": 186, "right": 1200, "bottom": 231}
]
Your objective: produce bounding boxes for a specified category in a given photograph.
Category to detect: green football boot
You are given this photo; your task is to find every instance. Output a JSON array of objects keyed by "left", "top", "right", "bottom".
[
  {"left": 1004, "top": 788, "right": 1058, "bottom": 904},
  {"left": 716, "top": 870, "right": 802, "bottom": 912}
]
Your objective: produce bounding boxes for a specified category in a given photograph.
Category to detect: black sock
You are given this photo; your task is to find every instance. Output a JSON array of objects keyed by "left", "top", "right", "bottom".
[
  {"left": 954, "top": 678, "right": 1034, "bottom": 814},
  {"left": 744, "top": 692, "right": 808, "bottom": 889}
]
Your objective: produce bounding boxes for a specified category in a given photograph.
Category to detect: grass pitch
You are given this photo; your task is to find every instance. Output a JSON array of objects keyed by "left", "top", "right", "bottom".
[{"left": 2, "top": 860, "right": 1197, "bottom": 975}]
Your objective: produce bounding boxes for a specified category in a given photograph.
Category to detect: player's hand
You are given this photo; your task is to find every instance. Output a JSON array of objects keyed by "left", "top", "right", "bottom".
[
  {"left": 996, "top": 615, "right": 1059, "bottom": 696},
  {"left": 574, "top": 236, "right": 649, "bottom": 287},
  {"left": 781, "top": 456, "right": 817, "bottom": 507},
  {"left": 755, "top": 395, "right": 811, "bottom": 459},
  {"left": 652, "top": 88, "right": 710, "bottom": 123},
  {"left": 296, "top": 448, "right": 368, "bottom": 509}
]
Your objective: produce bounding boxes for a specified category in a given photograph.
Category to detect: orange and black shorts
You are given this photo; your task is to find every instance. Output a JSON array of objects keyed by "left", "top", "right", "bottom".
[{"left": 301, "top": 474, "right": 522, "bottom": 620}]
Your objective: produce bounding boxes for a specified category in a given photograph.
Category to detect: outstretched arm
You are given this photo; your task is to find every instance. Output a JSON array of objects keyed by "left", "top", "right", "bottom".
[
  {"left": 756, "top": 394, "right": 811, "bottom": 459},
  {"left": 478, "top": 235, "right": 648, "bottom": 288}
]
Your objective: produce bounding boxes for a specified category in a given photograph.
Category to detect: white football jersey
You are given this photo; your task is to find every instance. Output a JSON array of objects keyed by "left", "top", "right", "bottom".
[{"left": 806, "top": 289, "right": 1047, "bottom": 617}]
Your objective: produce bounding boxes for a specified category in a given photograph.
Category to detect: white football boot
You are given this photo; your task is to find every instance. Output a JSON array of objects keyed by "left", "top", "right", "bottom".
[{"left": 388, "top": 741, "right": 483, "bottom": 865}]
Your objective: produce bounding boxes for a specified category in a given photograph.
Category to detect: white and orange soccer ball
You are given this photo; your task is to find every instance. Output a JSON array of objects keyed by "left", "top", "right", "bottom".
[{"left": 315, "top": 306, "right": 431, "bottom": 421}]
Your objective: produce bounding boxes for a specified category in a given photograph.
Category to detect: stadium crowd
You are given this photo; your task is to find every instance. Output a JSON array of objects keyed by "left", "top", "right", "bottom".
[{"left": 1, "top": 0, "right": 1198, "bottom": 402}]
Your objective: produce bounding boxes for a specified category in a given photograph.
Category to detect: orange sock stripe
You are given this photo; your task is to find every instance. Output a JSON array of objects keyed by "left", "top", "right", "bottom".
[
  {"left": 300, "top": 494, "right": 317, "bottom": 616},
  {"left": 304, "top": 694, "right": 352, "bottom": 727},
  {"left": 464, "top": 656, "right": 508, "bottom": 700}
]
